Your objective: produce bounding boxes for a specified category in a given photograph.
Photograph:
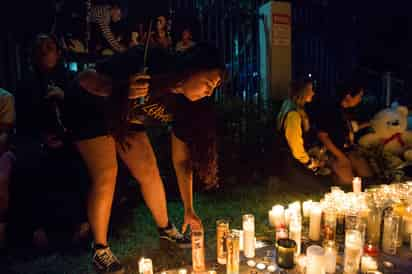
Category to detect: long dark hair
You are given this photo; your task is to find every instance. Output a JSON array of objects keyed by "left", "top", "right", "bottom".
[{"left": 97, "top": 43, "right": 225, "bottom": 186}]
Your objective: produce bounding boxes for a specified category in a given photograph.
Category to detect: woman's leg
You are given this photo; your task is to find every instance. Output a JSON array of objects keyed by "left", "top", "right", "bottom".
[
  {"left": 116, "top": 132, "right": 168, "bottom": 228},
  {"left": 329, "top": 156, "right": 354, "bottom": 185},
  {"left": 75, "top": 136, "right": 117, "bottom": 246},
  {"left": 348, "top": 150, "right": 374, "bottom": 178}
]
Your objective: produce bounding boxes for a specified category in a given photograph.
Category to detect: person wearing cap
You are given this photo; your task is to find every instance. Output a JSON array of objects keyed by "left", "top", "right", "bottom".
[{"left": 64, "top": 43, "right": 224, "bottom": 274}]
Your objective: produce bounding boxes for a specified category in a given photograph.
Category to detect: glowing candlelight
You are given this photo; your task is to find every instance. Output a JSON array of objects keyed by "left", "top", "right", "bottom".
[{"left": 138, "top": 257, "right": 153, "bottom": 274}]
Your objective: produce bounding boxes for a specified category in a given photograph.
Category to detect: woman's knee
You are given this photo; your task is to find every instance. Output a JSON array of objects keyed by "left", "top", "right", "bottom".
[{"left": 90, "top": 166, "right": 118, "bottom": 192}]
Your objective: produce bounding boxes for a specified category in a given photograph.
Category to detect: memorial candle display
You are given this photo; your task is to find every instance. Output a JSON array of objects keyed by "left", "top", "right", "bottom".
[
  {"left": 242, "top": 214, "right": 255, "bottom": 258},
  {"left": 309, "top": 202, "right": 322, "bottom": 241},
  {"left": 138, "top": 257, "right": 153, "bottom": 274},
  {"left": 306, "top": 245, "right": 326, "bottom": 274},
  {"left": 216, "top": 219, "right": 229, "bottom": 264}
]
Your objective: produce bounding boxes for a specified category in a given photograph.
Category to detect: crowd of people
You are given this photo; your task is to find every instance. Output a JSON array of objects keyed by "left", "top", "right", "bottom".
[
  {"left": 0, "top": 25, "right": 223, "bottom": 273},
  {"left": 0, "top": 2, "right": 396, "bottom": 274},
  {"left": 62, "top": 1, "right": 196, "bottom": 57}
]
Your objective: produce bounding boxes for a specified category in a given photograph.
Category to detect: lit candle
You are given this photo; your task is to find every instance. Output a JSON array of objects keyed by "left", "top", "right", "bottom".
[
  {"left": 246, "top": 259, "right": 256, "bottom": 267},
  {"left": 303, "top": 200, "right": 313, "bottom": 218},
  {"left": 309, "top": 202, "right": 322, "bottom": 241},
  {"left": 267, "top": 265, "right": 277, "bottom": 272},
  {"left": 289, "top": 215, "right": 302, "bottom": 256},
  {"left": 242, "top": 214, "right": 255, "bottom": 258},
  {"left": 177, "top": 268, "right": 187, "bottom": 274},
  {"left": 138, "top": 257, "right": 153, "bottom": 274},
  {"left": 284, "top": 208, "right": 291, "bottom": 226},
  {"left": 323, "top": 241, "right": 337, "bottom": 274},
  {"left": 289, "top": 201, "right": 301, "bottom": 213},
  {"left": 268, "top": 210, "right": 276, "bottom": 227},
  {"left": 256, "top": 262, "right": 266, "bottom": 270},
  {"left": 361, "top": 255, "right": 378, "bottom": 273},
  {"left": 272, "top": 205, "right": 285, "bottom": 228},
  {"left": 353, "top": 177, "right": 362, "bottom": 193},
  {"left": 344, "top": 230, "right": 363, "bottom": 274},
  {"left": 296, "top": 254, "right": 307, "bottom": 273},
  {"left": 306, "top": 245, "right": 326, "bottom": 274}
]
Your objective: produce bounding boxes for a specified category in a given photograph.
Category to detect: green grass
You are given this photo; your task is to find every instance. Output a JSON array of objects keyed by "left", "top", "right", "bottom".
[{"left": 2, "top": 174, "right": 330, "bottom": 274}]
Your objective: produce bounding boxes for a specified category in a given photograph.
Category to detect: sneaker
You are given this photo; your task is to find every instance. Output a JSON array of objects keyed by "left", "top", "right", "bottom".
[
  {"left": 158, "top": 223, "right": 191, "bottom": 248},
  {"left": 93, "top": 245, "right": 125, "bottom": 274}
]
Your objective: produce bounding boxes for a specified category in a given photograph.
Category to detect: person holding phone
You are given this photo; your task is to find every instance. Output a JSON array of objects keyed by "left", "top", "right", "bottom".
[{"left": 64, "top": 43, "right": 224, "bottom": 274}]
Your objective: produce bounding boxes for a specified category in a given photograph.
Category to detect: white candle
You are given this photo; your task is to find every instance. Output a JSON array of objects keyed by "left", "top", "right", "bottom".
[
  {"left": 303, "top": 200, "right": 313, "bottom": 218},
  {"left": 289, "top": 217, "right": 302, "bottom": 256},
  {"left": 296, "top": 254, "right": 307, "bottom": 273},
  {"left": 306, "top": 245, "right": 326, "bottom": 274},
  {"left": 268, "top": 210, "right": 276, "bottom": 227},
  {"left": 177, "top": 269, "right": 187, "bottom": 274},
  {"left": 267, "top": 265, "right": 277, "bottom": 272},
  {"left": 352, "top": 177, "right": 362, "bottom": 193},
  {"left": 272, "top": 205, "right": 285, "bottom": 228},
  {"left": 289, "top": 201, "right": 301, "bottom": 215},
  {"left": 256, "top": 263, "right": 266, "bottom": 270},
  {"left": 344, "top": 230, "right": 363, "bottom": 274},
  {"left": 138, "top": 257, "right": 153, "bottom": 274},
  {"left": 243, "top": 214, "right": 255, "bottom": 258},
  {"left": 361, "top": 255, "right": 378, "bottom": 273},
  {"left": 324, "top": 243, "right": 337, "bottom": 273},
  {"left": 309, "top": 203, "right": 322, "bottom": 241}
]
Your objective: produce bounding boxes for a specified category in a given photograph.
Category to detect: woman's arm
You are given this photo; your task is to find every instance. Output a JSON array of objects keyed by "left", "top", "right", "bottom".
[
  {"left": 79, "top": 70, "right": 150, "bottom": 99},
  {"left": 317, "top": 131, "right": 347, "bottom": 160},
  {"left": 171, "top": 131, "right": 201, "bottom": 232}
]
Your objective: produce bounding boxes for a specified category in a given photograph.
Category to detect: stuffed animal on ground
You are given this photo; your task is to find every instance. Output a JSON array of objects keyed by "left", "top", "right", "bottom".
[{"left": 359, "top": 105, "right": 412, "bottom": 165}]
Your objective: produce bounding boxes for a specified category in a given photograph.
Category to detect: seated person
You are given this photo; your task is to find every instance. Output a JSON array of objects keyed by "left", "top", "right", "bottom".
[
  {"left": 312, "top": 81, "right": 373, "bottom": 185},
  {"left": 176, "top": 28, "right": 196, "bottom": 53},
  {"left": 0, "top": 88, "right": 15, "bottom": 249},
  {"left": 11, "top": 33, "right": 89, "bottom": 249},
  {"left": 276, "top": 78, "right": 320, "bottom": 172}
]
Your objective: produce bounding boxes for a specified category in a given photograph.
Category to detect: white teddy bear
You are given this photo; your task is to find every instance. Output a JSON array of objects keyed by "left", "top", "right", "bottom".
[{"left": 359, "top": 105, "right": 412, "bottom": 163}]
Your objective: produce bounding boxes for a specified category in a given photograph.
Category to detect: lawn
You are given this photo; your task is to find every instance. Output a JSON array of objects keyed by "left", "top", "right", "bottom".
[{"left": 2, "top": 173, "right": 331, "bottom": 274}]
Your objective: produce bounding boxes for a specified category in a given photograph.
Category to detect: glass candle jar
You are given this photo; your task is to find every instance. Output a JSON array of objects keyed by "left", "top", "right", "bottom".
[
  {"left": 226, "top": 230, "right": 240, "bottom": 274},
  {"left": 276, "top": 238, "right": 296, "bottom": 269},
  {"left": 216, "top": 219, "right": 229, "bottom": 264}
]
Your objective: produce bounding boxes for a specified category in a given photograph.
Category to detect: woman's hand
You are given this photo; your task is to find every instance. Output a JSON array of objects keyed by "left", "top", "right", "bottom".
[
  {"left": 129, "top": 74, "right": 151, "bottom": 99},
  {"left": 182, "top": 209, "right": 202, "bottom": 234}
]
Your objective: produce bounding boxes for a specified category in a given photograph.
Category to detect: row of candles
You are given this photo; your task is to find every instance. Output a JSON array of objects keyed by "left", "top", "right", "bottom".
[{"left": 138, "top": 178, "right": 412, "bottom": 274}]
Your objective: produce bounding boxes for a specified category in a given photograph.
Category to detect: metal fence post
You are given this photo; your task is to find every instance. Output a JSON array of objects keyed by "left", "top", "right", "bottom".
[{"left": 384, "top": 71, "right": 391, "bottom": 107}]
